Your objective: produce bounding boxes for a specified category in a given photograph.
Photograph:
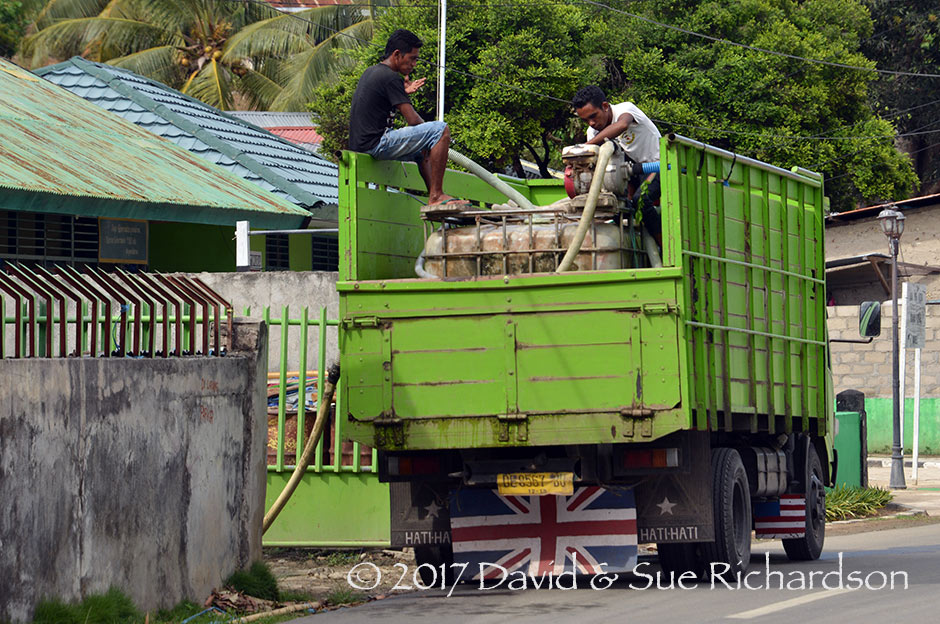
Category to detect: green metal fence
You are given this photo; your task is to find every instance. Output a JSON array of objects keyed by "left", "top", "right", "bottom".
[{"left": 257, "top": 305, "right": 391, "bottom": 547}]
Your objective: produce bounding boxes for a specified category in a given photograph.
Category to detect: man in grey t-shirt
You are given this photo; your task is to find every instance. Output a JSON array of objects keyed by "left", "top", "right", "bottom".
[
  {"left": 349, "top": 29, "right": 466, "bottom": 209},
  {"left": 572, "top": 85, "right": 663, "bottom": 240}
]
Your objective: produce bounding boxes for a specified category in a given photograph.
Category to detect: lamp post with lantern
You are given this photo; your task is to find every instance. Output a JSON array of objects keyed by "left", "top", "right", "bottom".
[{"left": 877, "top": 207, "right": 907, "bottom": 490}]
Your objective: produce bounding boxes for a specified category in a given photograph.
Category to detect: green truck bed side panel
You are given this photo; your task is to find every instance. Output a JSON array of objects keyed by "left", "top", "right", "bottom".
[{"left": 665, "top": 136, "right": 827, "bottom": 436}]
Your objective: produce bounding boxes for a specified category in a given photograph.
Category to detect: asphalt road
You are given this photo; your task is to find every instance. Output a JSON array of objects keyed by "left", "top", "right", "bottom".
[{"left": 296, "top": 521, "right": 940, "bottom": 624}]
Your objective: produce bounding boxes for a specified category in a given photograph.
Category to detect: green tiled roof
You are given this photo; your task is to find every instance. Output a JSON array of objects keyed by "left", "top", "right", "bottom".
[
  {"left": 0, "top": 59, "right": 309, "bottom": 229},
  {"left": 37, "top": 57, "right": 338, "bottom": 220}
]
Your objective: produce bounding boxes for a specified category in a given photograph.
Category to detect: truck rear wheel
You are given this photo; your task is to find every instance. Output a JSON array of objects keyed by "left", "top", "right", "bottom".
[
  {"left": 783, "top": 443, "right": 825, "bottom": 561},
  {"left": 702, "top": 447, "right": 751, "bottom": 577},
  {"left": 657, "top": 542, "right": 705, "bottom": 579}
]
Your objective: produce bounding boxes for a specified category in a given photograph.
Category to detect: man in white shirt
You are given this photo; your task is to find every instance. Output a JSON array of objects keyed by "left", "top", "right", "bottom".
[{"left": 572, "top": 85, "right": 663, "bottom": 241}]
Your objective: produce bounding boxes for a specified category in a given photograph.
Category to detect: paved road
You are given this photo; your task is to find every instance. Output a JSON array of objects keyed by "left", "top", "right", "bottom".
[{"left": 297, "top": 521, "right": 940, "bottom": 624}]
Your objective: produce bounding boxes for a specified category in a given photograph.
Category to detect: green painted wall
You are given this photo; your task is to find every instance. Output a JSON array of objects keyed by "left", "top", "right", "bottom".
[
  {"left": 149, "top": 222, "right": 319, "bottom": 272},
  {"left": 149, "top": 222, "right": 237, "bottom": 272},
  {"left": 289, "top": 233, "right": 312, "bottom": 271},
  {"left": 865, "top": 397, "right": 940, "bottom": 455}
]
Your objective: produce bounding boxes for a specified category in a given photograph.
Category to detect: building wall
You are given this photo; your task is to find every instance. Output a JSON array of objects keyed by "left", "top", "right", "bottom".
[
  {"left": 826, "top": 203, "right": 940, "bottom": 302},
  {"left": 149, "top": 222, "right": 238, "bottom": 272},
  {"left": 194, "top": 272, "right": 340, "bottom": 373},
  {"left": 828, "top": 302, "right": 940, "bottom": 453},
  {"left": 0, "top": 320, "right": 268, "bottom": 623}
]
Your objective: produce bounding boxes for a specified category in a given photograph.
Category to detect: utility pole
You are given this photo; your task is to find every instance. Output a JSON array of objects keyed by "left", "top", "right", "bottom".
[{"left": 437, "top": 0, "right": 447, "bottom": 122}]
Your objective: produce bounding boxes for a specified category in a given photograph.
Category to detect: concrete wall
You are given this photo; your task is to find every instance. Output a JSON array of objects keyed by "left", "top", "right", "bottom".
[
  {"left": 828, "top": 302, "right": 940, "bottom": 454},
  {"left": 0, "top": 320, "right": 268, "bottom": 623},
  {"left": 826, "top": 203, "right": 940, "bottom": 304},
  {"left": 193, "top": 272, "right": 339, "bottom": 374}
]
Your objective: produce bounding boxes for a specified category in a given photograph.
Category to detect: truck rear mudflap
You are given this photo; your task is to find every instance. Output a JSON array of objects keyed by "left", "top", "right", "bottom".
[{"left": 388, "top": 431, "right": 715, "bottom": 553}]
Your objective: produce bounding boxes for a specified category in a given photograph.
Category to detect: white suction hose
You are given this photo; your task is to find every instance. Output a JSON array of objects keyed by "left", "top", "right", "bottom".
[
  {"left": 642, "top": 228, "right": 663, "bottom": 268},
  {"left": 556, "top": 141, "right": 615, "bottom": 273},
  {"left": 448, "top": 148, "right": 537, "bottom": 211}
]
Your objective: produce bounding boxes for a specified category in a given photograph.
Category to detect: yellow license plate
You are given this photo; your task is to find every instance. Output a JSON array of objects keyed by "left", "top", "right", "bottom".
[{"left": 497, "top": 472, "right": 574, "bottom": 496}]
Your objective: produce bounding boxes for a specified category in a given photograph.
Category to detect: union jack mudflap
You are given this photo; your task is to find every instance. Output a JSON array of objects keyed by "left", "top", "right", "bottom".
[{"left": 450, "top": 487, "right": 637, "bottom": 580}]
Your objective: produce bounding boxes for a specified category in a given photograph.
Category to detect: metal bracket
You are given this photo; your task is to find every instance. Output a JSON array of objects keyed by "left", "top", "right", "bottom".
[
  {"left": 641, "top": 303, "right": 675, "bottom": 315},
  {"left": 347, "top": 316, "right": 379, "bottom": 328},
  {"left": 497, "top": 413, "right": 528, "bottom": 443},
  {"left": 374, "top": 416, "right": 404, "bottom": 448}
]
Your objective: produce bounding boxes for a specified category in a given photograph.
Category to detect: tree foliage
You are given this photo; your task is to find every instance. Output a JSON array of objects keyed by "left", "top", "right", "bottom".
[
  {"left": 312, "top": 0, "right": 918, "bottom": 210},
  {"left": 310, "top": 0, "right": 600, "bottom": 177},
  {"left": 0, "top": 0, "right": 27, "bottom": 58},
  {"left": 19, "top": 0, "right": 377, "bottom": 111},
  {"left": 581, "top": 0, "right": 917, "bottom": 211},
  {"left": 862, "top": 0, "right": 940, "bottom": 195}
]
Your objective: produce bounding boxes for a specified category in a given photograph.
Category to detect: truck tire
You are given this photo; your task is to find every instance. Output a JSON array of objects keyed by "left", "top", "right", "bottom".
[
  {"left": 657, "top": 542, "right": 705, "bottom": 580},
  {"left": 414, "top": 545, "right": 455, "bottom": 587},
  {"left": 783, "top": 443, "right": 825, "bottom": 561},
  {"left": 702, "top": 447, "right": 751, "bottom": 577}
]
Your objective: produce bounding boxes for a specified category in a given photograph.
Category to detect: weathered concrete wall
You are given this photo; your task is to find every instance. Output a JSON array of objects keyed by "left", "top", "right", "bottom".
[
  {"left": 828, "top": 303, "right": 940, "bottom": 453},
  {"left": 0, "top": 320, "right": 268, "bottom": 623},
  {"left": 194, "top": 272, "right": 339, "bottom": 374}
]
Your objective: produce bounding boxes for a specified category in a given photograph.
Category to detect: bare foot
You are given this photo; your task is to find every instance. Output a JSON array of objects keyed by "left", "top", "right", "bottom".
[{"left": 427, "top": 193, "right": 458, "bottom": 206}]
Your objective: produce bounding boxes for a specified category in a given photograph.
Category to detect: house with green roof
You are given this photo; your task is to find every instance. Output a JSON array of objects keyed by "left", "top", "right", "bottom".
[
  {"left": 35, "top": 57, "right": 341, "bottom": 272},
  {"left": 0, "top": 58, "right": 317, "bottom": 272}
]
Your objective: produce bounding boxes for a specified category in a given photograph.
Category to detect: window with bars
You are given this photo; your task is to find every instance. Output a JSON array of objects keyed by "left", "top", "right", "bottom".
[
  {"left": 265, "top": 233, "right": 291, "bottom": 271},
  {"left": 0, "top": 211, "right": 100, "bottom": 267},
  {"left": 311, "top": 234, "right": 338, "bottom": 271}
]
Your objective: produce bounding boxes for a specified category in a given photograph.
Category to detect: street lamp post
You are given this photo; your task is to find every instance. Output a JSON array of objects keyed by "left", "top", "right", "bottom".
[{"left": 877, "top": 207, "right": 907, "bottom": 490}]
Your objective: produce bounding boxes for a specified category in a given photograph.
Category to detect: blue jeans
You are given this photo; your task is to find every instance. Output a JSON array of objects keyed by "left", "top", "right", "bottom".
[{"left": 368, "top": 121, "right": 447, "bottom": 163}]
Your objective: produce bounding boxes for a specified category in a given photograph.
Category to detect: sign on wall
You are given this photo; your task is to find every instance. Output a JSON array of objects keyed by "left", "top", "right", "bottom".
[{"left": 98, "top": 218, "right": 148, "bottom": 264}]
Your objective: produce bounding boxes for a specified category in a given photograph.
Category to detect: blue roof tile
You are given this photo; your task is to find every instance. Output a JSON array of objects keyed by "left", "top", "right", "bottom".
[{"left": 37, "top": 58, "right": 338, "bottom": 219}]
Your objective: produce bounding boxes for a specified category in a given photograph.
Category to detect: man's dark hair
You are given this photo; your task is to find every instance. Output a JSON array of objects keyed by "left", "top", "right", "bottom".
[
  {"left": 572, "top": 85, "right": 607, "bottom": 110},
  {"left": 384, "top": 29, "right": 423, "bottom": 59}
]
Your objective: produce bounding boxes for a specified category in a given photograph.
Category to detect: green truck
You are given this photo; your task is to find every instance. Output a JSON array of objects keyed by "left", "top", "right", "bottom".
[{"left": 337, "top": 134, "right": 866, "bottom": 582}]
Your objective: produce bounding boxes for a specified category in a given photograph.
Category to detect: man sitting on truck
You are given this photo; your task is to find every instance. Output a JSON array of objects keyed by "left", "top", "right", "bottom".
[
  {"left": 572, "top": 85, "right": 663, "bottom": 241},
  {"left": 349, "top": 29, "right": 468, "bottom": 211}
]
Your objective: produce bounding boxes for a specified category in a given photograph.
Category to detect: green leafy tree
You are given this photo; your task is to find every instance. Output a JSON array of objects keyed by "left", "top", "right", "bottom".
[
  {"left": 310, "top": 0, "right": 600, "bottom": 177},
  {"left": 862, "top": 0, "right": 940, "bottom": 195},
  {"left": 20, "top": 0, "right": 376, "bottom": 110},
  {"left": 0, "top": 0, "right": 26, "bottom": 58},
  {"left": 581, "top": 0, "right": 917, "bottom": 211}
]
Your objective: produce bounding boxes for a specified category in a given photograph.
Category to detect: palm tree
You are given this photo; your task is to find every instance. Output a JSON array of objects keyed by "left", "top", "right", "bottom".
[{"left": 20, "top": 0, "right": 378, "bottom": 110}]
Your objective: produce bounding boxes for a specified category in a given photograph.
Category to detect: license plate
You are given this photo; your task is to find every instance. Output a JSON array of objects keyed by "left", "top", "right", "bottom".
[{"left": 497, "top": 472, "right": 574, "bottom": 496}]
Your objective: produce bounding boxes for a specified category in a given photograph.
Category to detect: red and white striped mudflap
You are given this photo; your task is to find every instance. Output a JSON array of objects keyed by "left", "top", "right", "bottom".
[{"left": 753, "top": 494, "right": 806, "bottom": 540}]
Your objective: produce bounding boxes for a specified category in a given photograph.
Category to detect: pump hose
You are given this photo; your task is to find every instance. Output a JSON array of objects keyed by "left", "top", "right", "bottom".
[
  {"left": 262, "top": 363, "right": 341, "bottom": 534},
  {"left": 556, "top": 141, "right": 615, "bottom": 273},
  {"left": 448, "top": 149, "right": 537, "bottom": 211}
]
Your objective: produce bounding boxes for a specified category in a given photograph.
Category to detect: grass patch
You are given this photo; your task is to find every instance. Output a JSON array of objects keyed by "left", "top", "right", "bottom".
[
  {"left": 324, "top": 551, "right": 359, "bottom": 567},
  {"left": 278, "top": 590, "right": 315, "bottom": 603},
  {"left": 33, "top": 588, "right": 139, "bottom": 624},
  {"left": 826, "top": 485, "right": 893, "bottom": 521},
  {"left": 226, "top": 561, "right": 280, "bottom": 602},
  {"left": 324, "top": 588, "right": 364, "bottom": 607}
]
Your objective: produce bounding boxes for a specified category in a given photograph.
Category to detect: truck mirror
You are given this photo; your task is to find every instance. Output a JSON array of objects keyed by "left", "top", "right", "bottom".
[{"left": 859, "top": 301, "right": 881, "bottom": 337}]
